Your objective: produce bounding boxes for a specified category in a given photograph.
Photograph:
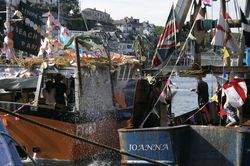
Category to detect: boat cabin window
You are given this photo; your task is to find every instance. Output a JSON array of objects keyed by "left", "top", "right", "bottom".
[
  {"left": 0, "top": 66, "right": 37, "bottom": 105},
  {"left": 37, "top": 69, "right": 76, "bottom": 112}
]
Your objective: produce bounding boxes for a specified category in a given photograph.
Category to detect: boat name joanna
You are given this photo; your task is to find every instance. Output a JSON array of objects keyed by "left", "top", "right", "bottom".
[{"left": 128, "top": 144, "right": 169, "bottom": 151}]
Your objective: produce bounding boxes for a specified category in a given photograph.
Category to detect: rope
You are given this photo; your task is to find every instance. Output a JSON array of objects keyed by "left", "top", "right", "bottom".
[
  {"left": 1, "top": 104, "right": 25, "bottom": 117},
  {"left": 140, "top": 6, "right": 203, "bottom": 127},
  {"left": 0, "top": 108, "right": 169, "bottom": 166},
  {"left": 182, "top": 101, "right": 210, "bottom": 123},
  {"left": 153, "top": 6, "right": 202, "bottom": 79},
  {"left": 0, "top": 131, "right": 38, "bottom": 166}
]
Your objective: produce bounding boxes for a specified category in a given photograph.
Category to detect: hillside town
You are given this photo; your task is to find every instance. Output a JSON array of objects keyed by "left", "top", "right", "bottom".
[{"left": 0, "top": 0, "right": 158, "bottom": 58}]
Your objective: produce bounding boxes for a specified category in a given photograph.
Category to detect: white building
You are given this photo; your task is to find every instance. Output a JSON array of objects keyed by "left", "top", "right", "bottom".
[
  {"left": 82, "top": 8, "right": 111, "bottom": 23},
  {"left": 13, "top": 0, "right": 57, "bottom": 5},
  {"left": 142, "top": 21, "right": 156, "bottom": 36},
  {"left": 113, "top": 17, "right": 143, "bottom": 35}
]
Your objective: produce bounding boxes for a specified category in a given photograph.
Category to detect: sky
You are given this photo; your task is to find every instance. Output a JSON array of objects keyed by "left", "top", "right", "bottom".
[{"left": 80, "top": 0, "right": 246, "bottom": 26}]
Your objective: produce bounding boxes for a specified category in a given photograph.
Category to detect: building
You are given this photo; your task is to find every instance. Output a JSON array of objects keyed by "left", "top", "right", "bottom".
[
  {"left": 16, "top": 0, "right": 58, "bottom": 5},
  {"left": 82, "top": 8, "right": 111, "bottom": 23},
  {"left": 39, "top": 0, "right": 57, "bottom": 5},
  {"left": 118, "top": 42, "right": 133, "bottom": 55},
  {"left": 113, "top": 17, "right": 143, "bottom": 35},
  {"left": 142, "top": 21, "right": 156, "bottom": 36}
]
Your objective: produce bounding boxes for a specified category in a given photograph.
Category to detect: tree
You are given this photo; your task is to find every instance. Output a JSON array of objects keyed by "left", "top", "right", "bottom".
[
  {"left": 132, "top": 35, "right": 154, "bottom": 66},
  {"left": 60, "top": 0, "right": 80, "bottom": 17},
  {"left": 155, "top": 26, "right": 164, "bottom": 36},
  {"left": 64, "top": 34, "right": 103, "bottom": 50}
]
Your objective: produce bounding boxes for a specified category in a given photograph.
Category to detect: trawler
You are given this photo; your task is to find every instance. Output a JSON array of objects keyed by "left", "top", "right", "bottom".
[
  {"left": 118, "top": 0, "right": 250, "bottom": 165},
  {"left": 0, "top": 0, "right": 142, "bottom": 165}
]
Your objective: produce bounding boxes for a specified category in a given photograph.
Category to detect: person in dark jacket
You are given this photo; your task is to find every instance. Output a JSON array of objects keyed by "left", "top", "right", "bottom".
[
  {"left": 191, "top": 76, "right": 210, "bottom": 124},
  {"left": 53, "top": 74, "right": 68, "bottom": 109}
]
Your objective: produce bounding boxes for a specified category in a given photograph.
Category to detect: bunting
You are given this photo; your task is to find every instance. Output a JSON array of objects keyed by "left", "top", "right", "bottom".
[
  {"left": 152, "top": 5, "right": 179, "bottom": 67},
  {"left": 59, "top": 26, "right": 75, "bottom": 49},
  {"left": 223, "top": 77, "right": 248, "bottom": 108},
  {"left": 221, "top": 47, "right": 230, "bottom": 59}
]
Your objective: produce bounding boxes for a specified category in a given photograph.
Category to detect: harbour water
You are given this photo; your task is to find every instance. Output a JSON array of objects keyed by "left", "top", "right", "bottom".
[{"left": 171, "top": 74, "right": 217, "bottom": 116}]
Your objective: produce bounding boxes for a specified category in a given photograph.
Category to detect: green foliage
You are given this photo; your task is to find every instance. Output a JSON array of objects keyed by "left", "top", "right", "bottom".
[
  {"left": 60, "top": 0, "right": 80, "bottom": 17},
  {"left": 78, "top": 35, "right": 103, "bottom": 50},
  {"left": 64, "top": 35, "right": 103, "bottom": 51},
  {"left": 155, "top": 26, "right": 164, "bottom": 36},
  {"left": 64, "top": 17, "right": 86, "bottom": 31},
  {"left": 132, "top": 35, "right": 154, "bottom": 56}
]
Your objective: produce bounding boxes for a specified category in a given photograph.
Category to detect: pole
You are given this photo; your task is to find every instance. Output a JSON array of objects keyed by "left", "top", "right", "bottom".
[
  {"left": 220, "top": 0, "right": 231, "bottom": 67},
  {"left": 75, "top": 37, "right": 83, "bottom": 93},
  {"left": 6, "top": 0, "right": 11, "bottom": 34},
  {"left": 57, "top": 0, "right": 60, "bottom": 24},
  {"left": 103, "top": 40, "right": 116, "bottom": 107},
  {"left": 245, "top": 0, "right": 250, "bottom": 17}
]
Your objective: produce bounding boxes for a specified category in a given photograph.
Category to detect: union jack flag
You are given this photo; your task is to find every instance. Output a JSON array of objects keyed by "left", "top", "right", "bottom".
[{"left": 152, "top": 6, "right": 179, "bottom": 67}]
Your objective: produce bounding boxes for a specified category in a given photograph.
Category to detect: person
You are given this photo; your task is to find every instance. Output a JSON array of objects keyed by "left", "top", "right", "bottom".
[
  {"left": 224, "top": 101, "right": 239, "bottom": 127},
  {"left": 191, "top": 76, "right": 210, "bottom": 124},
  {"left": 53, "top": 74, "right": 68, "bottom": 109},
  {"left": 43, "top": 80, "right": 56, "bottom": 105}
]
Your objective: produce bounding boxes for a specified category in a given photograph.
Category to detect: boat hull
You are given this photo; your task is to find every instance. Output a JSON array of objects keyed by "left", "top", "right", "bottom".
[
  {"left": 118, "top": 125, "right": 250, "bottom": 166},
  {"left": 1, "top": 111, "right": 124, "bottom": 162}
]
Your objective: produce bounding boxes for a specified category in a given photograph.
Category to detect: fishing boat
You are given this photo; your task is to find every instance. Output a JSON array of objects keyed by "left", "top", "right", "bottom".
[
  {"left": 118, "top": 0, "right": 250, "bottom": 165},
  {"left": 0, "top": 57, "right": 142, "bottom": 165}
]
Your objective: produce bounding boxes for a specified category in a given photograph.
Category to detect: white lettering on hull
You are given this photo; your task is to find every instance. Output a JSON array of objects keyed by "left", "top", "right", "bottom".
[{"left": 128, "top": 144, "right": 169, "bottom": 151}]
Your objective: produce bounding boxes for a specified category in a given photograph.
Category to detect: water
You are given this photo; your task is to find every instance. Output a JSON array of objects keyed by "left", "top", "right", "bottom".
[
  {"left": 171, "top": 74, "right": 217, "bottom": 116},
  {"left": 87, "top": 160, "right": 112, "bottom": 166}
]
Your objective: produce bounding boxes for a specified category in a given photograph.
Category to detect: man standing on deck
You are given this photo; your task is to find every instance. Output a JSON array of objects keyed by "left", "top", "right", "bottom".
[
  {"left": 191, "top": 76, "right": 210, "bottom": 124},
  {"left": 53, "top": 73, "right": 68, "bottom": 109}
]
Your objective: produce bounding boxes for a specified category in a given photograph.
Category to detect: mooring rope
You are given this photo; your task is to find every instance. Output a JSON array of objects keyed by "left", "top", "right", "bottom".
[
  {"left": 0, "top": 108, "right": 169, "bottom": 166},
  {"left": 182, "top": 101, "right": 210, "bottom": 123}
]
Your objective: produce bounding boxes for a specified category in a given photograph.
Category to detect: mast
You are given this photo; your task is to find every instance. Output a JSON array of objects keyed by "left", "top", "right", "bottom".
[
  {"left": 239, "top": 0, "right": 250, "bottom": 67},
  {"left": 245, "top": 0, "right": 250, "bottom": 17},
  {"left": 220, "top": 0, "right": 231, "bottom": 67},
  {"left": 57, "top": 0, "right": 60, "bottom": 24},
  {"left": 6, "top": 0, "right": 11, "bottom": 34}
]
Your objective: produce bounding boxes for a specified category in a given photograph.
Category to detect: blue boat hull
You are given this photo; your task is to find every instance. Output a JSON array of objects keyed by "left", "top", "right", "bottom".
[{"left": 118, "top": 125, "right": 250, "bottom": 166}]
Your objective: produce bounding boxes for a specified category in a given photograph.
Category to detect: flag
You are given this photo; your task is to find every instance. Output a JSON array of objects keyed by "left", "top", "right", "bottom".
[
  {"left": 240, "top": 9, "right": 250, "bottom": 47},
  {"left": 219, "top": 108, "right": 227, "bottom": 117},
  {"left": 223, "top": 67, "right": 227, "bottom": 79},
  {"left": 213, "top": 14, "right": 240, "bottom": 53},
  {"left": 221, "top": 47, "right": 230, "bottom": 59},
  {"left": 188, "top": 33, "right": 197, "bottom": 41},
  {"left": 196, "top": 12, "right": 205, "bottom": 21},
  {"left": 59, "top": 26, "right": 75, "bottom": 49},
  {"left": 223, "top": 77, "right": 248, "bottom": 108},
  {"left": 211, "top": 94, "right": 219, "bottom": 103},
  {"left": 152, "top": 5, "right": 179, "bottom": 67},
  {"left": 202, "top": 0, "right": 211, "bottom": 7}
]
